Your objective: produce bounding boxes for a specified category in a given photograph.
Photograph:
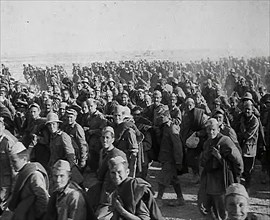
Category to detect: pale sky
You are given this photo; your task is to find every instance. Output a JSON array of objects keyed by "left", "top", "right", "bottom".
[{"left": 1, "top": 1, "right": 269, "bottom": 56}]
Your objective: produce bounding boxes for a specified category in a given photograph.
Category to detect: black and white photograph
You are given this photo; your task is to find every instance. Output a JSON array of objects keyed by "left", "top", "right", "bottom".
[{"left": 0, "top": 1, "right": 269, "bottom": 220}]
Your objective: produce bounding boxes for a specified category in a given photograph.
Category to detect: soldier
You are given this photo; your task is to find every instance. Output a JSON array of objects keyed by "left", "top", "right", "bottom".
[
  {"left": 155, "top": 108, "right": 185, "bottom": 207},
  {"left": 46, "top": 160, "right": 96, "bottom": 220},
  {"left": 63, "top": 109, "right": 88, "bottom": 171},
  {"left": 238, "top": 100, "right": 259, "bottom": 189},
  {"left": 108, "top": 156, "right": 164, "bottom": 220},
  {"left": 95, "top": 126, "right": 127, "bottom": 219},
  {"left": 200, "top": 119, "right": 243, "bottom": 220},
  {"left": 0, "top": 117, "right": 16, "bottom": 215},
  {"left": 8, "top": 142, "right": 49, "bottom": 220}
]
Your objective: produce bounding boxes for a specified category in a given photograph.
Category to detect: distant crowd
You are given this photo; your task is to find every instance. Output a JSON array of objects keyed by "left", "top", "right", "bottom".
[{"left": 0, "top": 55, "right": 270, "bottom": 220}]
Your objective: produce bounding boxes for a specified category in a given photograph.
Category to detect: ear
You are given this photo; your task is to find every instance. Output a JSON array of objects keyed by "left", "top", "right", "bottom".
[{"left": 126, "top": 168, "right": 130, "bottom": 176}]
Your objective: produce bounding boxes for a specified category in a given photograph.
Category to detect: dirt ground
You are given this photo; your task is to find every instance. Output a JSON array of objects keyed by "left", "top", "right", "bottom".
[
  {"left": 146, "top": 162, "right": 270, "bottom": 220},
  {"left": 0, "top": 162, "right": 269, "bottom": 220}
]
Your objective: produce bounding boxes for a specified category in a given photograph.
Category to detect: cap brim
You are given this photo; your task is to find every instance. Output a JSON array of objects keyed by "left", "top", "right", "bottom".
[{"left": 45, "top": 120, "right": 62, "bottom": 125}]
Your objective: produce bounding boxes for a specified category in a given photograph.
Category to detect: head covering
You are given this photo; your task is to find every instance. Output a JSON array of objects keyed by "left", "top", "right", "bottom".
[
  {"left": 59, "top": 102, "right": 68, "bottom": 110},
  {"left": 225, "top": 183, "right": 249, "bottom": 200},
  {"left": 172, "top": 78, "right": 178, "bottom": 84},
  {"left": 102, "top": 126, "right": 114, "bottom": 136},
  {"left": 53, "top": 159, "right": 71, "bottom": 171},
  {"left": 213, "top": 98, "right": 221, "bottom": 105},
  {"left": 242, "top": 92, "right": 254, "bottom": 103},
  {"left": 66, "top": 108, "right": 77, "bottom": 116},
  {"left": 113, "top": 105, "right": 125, "bottom": 115},
  {"left": 0, "top": 84, "right": 8, "bottom": 92},
  {"left": 82, "top": 78, "right": 90, "bottom": 84},
  {"left": 108, "top": 78, "right": 115, "bottom": 83},
  {"left": 45, "top": 112, "right": 62, "bottom": 125},
  {"left": 213, "top": 108, "right": 225, "bottom": 116},
  {"left": 10, "top": 142, "right": 27, "bottom": 155},
  {"left": 29, "top": 103, "right": 40, "bottom": 111}
]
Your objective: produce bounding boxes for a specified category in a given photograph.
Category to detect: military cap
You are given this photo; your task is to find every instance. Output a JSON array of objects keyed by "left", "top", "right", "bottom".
[
  {"left": 225, "top": 183, "right": 249, "bottom": 200},
  {"left": 53, "top": 159, "right": 71, "bottom": 171},
  {"left": 45, "top": 112, "right": 62, "bottom": 125},
  {"left": 242, "top": 92, "right": 254, "bottom": 103},
  {"left": 59, "top": 102, "right": 68, "bottom": 110},
  {"left": 102, "top": 126, "right": 114, "bottom": 136},
  {"left": 29, "top": 103, "right": 40, "bottom": 111},
  {"left": 121, "top": 90, "right": 129, "bottom": 96},
  {"left": 213, "top": 108, "right": 225, "bottom": 116},
  {"left": 66, "top": 108, "right": 77, "bottom": 116},
  {"left": 10, "top": 142, "right": 27, "bottom": 155},
  {"left": 81, "top": 78, "right": 90, "bottom": 84}
]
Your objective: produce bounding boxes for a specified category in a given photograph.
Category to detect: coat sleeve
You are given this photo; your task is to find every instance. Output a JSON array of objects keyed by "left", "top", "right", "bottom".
[
  {"left": 220, "top": 137, "right": 243, "bottom": 181},
  {"left": 75, "top": 125, "right": 88, "bottom": 167},
  {"left": 61, "top": 133, "right": 76, "bottom": 166},
  {"left": 170, "top": 124, "right": 183, "bottom": 165},
  {"left": 30, "top": 171, "right": 50, "bottom": 218}
]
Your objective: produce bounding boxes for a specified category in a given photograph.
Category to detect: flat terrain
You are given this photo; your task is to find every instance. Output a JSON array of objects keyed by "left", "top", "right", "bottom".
[{"left": 0, "top": 162, "right": 269, "bottom": 220}]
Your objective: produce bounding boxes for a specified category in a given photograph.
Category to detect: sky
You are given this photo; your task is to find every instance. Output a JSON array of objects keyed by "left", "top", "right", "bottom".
[{"left": 1, "top": 1, "right": 269, "bottom": 57}]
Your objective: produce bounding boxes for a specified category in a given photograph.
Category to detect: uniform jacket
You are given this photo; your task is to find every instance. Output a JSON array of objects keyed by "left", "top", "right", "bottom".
[
  {"left": 200, "top": 133, "right": 243, "bottom": 195},
  {"left": 112, "top": 177, "right": 164, "bottom": 220}
]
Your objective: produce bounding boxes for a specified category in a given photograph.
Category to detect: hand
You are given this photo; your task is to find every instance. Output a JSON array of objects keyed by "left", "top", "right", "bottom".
[
  {"left": 112, "top": 194, "right": 124, "bottom": 213},
  {"left": 211, "top": 147, "right": 222, "bottom": 160},
  {"left": 79, "top": 161, "right": 86, "bottom": 169}
]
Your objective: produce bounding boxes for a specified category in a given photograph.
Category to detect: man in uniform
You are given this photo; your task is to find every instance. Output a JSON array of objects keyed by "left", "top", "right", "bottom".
[
  {"left": 0, "top": 117, "right": 16, "bottom": 215},
  {"left": 113, "top": 105, "right": 140, "bottom": 177},
  {"left": 46, "top": 160, "right": 96, "bottom": 220},
  {"left": 200, "top": 119, "right": 243, "bottom": 220},
  {"left": 155, "top": 108, "right": 185, "bottom": 207},
  {"left": 8, "top": 142, "right": 49, "bottom": 220},
  {"left": 238, "top": 100, "right": 259, "bottom": 189},
  {"left": 108, "top": 156, "right": 164, "bottom": 220},
  {"left": 63, "top": 109, "right": 88, "bottom": 171}
]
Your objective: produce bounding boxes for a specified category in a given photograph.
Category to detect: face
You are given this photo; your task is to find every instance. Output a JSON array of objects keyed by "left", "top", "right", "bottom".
[
  {"left": 170, "top": 97, "right": 177, "bottom": 107},
  {"left": 59, "top": 108, "right": 66, "bottom": 117},
  {"left": 138, "top": 91, "right": 144, "bottom": 100},
  {"left": 214, "top": 113, "right": 224, "bottom": 126},
  {"left": 186, "top": 101, "right": 195, "bottom": 112},
  {"left": 81, "top": 101, "right": 89, "bottom": 113},
  {"left": 195, "top": 96, "right": 201, "bottom": 104},
  {"left": 52, "top": 169, "right": 70, "bottom": 191},
  {"left": 110, "top": 163, "right": 129, "bottom": 186},
  {"left": 226, "top": 195, "right": 248, "bottom": 220},
  {"left": 121, "top": 94, "right": 128, "bottom": 105},
  {"left": 10, "top": 154, "right": 27, "bottom": 172},
  {"left": 47, "top": 122, "right": 59, "bottom": 134},
  {"left": 153, "top": 93, "right": 162, "bottom": 106},
  {"left": 114, "top": 112, "right": 124, "bottom": 125},
  {"left": 88, "top": 101, "right": 97, "bottom": 114},
  {"left": 244, "top": 105, "right": 253, "bottom": 117},
  {"left": 206, "top": 123, "right": 220, "bottom": 139},
  {"left": 45, "top": 102, "right": 52, "bottom": 112},
  {"left": 127, "top": 83, "right": 134, "bottom": 91},
  {"left": 89, "top": 90, "right": 96, "bottom": 99},
  {"left": 63, "top": 90, "right": 70, "bottom": 100},
  {"left": 106, "top": 92, "right": 113, "bottom": 102},
  {"left": 77, "top": 83, "right": 83, "bottom": 91},
  {"left": 101, "top": 131, "right": 114, "bottom": 150},
  {"left": 30, "top": 107, "right": 40, "bottom": 119},
  {"left": 67, "top": 114, "right": 76, "bottom": 125}
]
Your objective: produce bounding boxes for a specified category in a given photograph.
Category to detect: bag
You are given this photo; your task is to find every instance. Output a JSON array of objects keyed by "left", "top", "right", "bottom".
[{"left": 186, "top": 132, "right": 200, "bottom": 148}]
